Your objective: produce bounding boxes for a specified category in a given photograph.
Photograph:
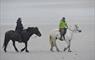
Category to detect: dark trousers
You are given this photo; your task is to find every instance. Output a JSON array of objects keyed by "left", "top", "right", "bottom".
[
  {"left": 60, "top": 28, "right": 67, "bottom": 40},
  {"left": 15, "top": 30, "right": 22, "bottom": 42}
]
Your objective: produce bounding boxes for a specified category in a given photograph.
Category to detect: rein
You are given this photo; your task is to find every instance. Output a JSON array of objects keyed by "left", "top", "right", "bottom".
[{"left": 67, "top": 27, "right": 74, "bottom": 32}]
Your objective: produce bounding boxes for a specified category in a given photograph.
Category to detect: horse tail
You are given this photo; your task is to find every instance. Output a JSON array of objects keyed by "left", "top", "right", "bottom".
[
  {"left": 3, "top": 32, "right": 10, "bottom": 48},
  {"left": 49, "top": 35, "right": 52, "bottom": 45},
  {"left": 3, "top": 33, "right": 7, "bottom": 48}
]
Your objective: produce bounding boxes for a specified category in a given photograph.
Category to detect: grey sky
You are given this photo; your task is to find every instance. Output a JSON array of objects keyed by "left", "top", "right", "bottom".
[
  {"left": 0, "top": 0, "right": 94, "bottom": 2},
  {"left": 0, "top": 0, "right": 95, "bottom": 25}
]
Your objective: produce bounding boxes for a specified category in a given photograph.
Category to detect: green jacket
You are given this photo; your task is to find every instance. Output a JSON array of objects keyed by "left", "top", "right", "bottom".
[{"left": 59, "top": 20, "right": 68, "bottom": 29}]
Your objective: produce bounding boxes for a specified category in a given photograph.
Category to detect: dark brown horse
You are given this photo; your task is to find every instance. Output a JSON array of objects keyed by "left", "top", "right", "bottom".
[{"left": 3, "top": 27, "right": 41, "bottom": 52}]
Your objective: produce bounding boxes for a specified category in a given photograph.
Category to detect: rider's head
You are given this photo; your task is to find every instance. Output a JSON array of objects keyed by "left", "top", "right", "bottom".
[
  {"left": 17, "top": 17, "right": 22, "bottom": 23},
  {"left": 62, "top": 17, "right": 65, "bottom": 22}
]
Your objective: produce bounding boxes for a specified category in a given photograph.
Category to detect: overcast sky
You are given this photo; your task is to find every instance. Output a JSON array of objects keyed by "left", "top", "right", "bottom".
[
  {"left": 0, "top": 0, "right": 95, "bottom": 25},
  {"left": 0, "top": 0, "right": 94, "bottom": 2}
]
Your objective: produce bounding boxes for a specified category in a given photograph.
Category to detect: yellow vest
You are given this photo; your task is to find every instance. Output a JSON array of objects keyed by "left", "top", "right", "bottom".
[{"left": 59, "top": 20, "right": 68, "bottom": 28}]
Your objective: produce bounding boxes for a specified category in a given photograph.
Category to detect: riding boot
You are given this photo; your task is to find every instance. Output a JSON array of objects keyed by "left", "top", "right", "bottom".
[
  {"left": 15, "top": 30, "right": 22, "bottom": 42},
  {"left": 59, "top": 28, "right": 64, "bottom": 41},
  {"left": 63, "top": 28, "right": 67, "bottom": 40},
  {"left": 18, "top": 32, "right": 22, "bottom": 42},
  {"left": 19, "top": 34, "right": 22, "bottom": 42},
  {"left": 63, "top": 36, "right": 65, "bottom": 40},
  {"left": 59, "top": 35, "right": 63, "bottom": 41}
]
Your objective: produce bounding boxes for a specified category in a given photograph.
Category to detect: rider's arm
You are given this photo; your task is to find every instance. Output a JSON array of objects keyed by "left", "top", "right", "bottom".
[{"left": 65, "top": 22, "right": 68, "bottom": 28}]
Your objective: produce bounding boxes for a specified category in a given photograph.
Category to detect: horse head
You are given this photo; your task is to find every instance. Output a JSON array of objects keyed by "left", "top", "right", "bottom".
[
  {"left": 27, "top": 27, "right": 41, "bottom": 37},
  {"left": 34, "top": 27, "right": 42, "bottom": 37},
  {"left": 74, "top": 24, "right": 82, "bottom": 32}
]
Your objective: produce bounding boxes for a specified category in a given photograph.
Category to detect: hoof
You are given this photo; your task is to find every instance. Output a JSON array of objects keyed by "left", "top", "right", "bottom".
[
  {"left": 26, "top": 50, "right": 29, "bottom": 53},
  {"left": 21, "top": 48, "right": 25, "bottom": 52},
  {"left": 64, "top": 48, "right": 67, "bottom": 51},
  {"left": 68, "top": 50, "right": 72, "bottom": 52},
  {"left": 50, "top": 50, "right": 54, "bottom": 52},
  {"left": 4, "top": 49, "right": 7, "bottom": 52},
  {"left": 50, "top": 49, "right": 54, "bottom": 52},
  {"left": 16, "top": 50, "right": 19, "bottom": 52},
  {"left": 4, "top": 50, "right": 7, "bottom": 53},
  {"left": 57, "top": 49, "right": 60, "bottom": 52},
  {"left": 21, "top": 49, "right": 24, "bottom": 52}
]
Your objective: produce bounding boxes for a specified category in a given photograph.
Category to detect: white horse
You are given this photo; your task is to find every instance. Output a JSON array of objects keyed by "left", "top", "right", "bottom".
[{"left": 49, "top": 24, "right": 82, "bottom": 52}]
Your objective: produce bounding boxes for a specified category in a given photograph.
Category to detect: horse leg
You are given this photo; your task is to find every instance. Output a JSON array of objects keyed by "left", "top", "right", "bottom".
[
  {"left": 64, "top": 40, "right": 69, "bottom": 51},
  {"left": 13, "top": 41, "right": 19, "bottom": 52},
  {"left": 55, "top": 43, "right": 60, "bottom": 52},
  {"left": 21, "top": 42, "right": 28, "bottom": 52},
  {"left": 25, "top": 42, "right": 29, "bottom": 52},
  {"left": 4, "top": 39, "right": 10, "bottom": 52},
  {"left": 49, "top": 35, "right": 54, "bottom": 52},
  {"left": 50, "top": 42, "right": 54, "bottom": 52},
  {"left": 68, "top": 40, "right": 72, "bottom": 52},
  {"left": 53, "top": 40, "right": 60, "bottom": 52},
  {"left": 21, "top": 46, "right": 26, "bottom": 52},
  {"left": 55, "top": 45, "right": 60, "bottom": 52}
]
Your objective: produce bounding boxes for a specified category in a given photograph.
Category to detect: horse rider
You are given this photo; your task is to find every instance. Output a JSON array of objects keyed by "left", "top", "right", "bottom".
[
  {"left": 59, "top": 17, "right": 68, "bottom": 40},
  {"left": 15, "top": 17, "right": 24, "bottom": 42}
]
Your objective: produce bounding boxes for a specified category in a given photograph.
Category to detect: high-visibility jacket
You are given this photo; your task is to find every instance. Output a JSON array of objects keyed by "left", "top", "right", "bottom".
[{"left": 59, "top": 20, "right": 68, "bottom": 29}]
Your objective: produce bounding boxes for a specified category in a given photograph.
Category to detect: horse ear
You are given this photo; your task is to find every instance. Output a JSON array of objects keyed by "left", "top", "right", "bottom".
[
  {"left": 75, "top": 24, "right": 79, "bottom": 26},
  {"left": 75, "top": 24, "right": 79, "bottom": 28}
]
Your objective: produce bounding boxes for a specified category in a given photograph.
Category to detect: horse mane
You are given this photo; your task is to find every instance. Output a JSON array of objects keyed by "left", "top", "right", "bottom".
[{"left": 26, "top": 27, "right": 34, "bottom": 32}]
